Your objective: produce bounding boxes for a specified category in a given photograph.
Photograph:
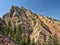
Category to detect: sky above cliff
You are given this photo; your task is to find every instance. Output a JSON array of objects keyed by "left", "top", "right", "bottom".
[{"left": 0, "top": 0, "right": 60, "bottom": 19}]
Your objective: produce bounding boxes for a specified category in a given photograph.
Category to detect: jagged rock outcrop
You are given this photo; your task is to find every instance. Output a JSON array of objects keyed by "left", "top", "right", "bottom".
[{"left": 1, "top": 6, "right": 60, "bottom": 44}]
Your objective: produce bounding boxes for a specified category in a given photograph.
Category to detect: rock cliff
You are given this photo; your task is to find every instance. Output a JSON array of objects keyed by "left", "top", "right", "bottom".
[{"left": 0, "top": 6, "right": 60, "bottom": 45}]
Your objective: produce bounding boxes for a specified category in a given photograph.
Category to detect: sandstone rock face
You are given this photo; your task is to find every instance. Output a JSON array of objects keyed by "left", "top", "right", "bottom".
[
  {"left": 1, "top": 6, "right": 60, "bottom": 44},
  {"left": 0, "top": 32, "right": 17, "bottom": 45}
]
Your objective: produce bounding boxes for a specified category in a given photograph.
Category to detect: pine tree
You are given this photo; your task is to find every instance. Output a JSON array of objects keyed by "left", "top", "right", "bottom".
[
  {"left": 51, "top": 34, "right": 59, "bottom": 45},
  {"left": 3, "top": 21, "right": 11, "bottom": 37},
  {"left": 4, "top": 24, "right": 9, "bottom": 36},
  {"left": 20, "top": 34, "right": 26, "bottom": 45},
  {"left": 45, "top": 34, "right": 60, "bottom": 45},
  {"left": 0, "top": 23, "right": 4, "bottom": 32}
]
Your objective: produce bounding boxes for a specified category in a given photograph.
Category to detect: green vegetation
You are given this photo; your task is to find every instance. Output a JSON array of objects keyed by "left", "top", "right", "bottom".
[
  {"left": 0, "top": 23, "right": 4, "bottom": 32},
  {"left": 0, "top": 21, "right": 60, "bottom": 45},
  {"left": 45, "top": 34, "right": 60, "bottom": 45},
  {"left": 0, "top": 21, "right": 35, "bottom": 45}
]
